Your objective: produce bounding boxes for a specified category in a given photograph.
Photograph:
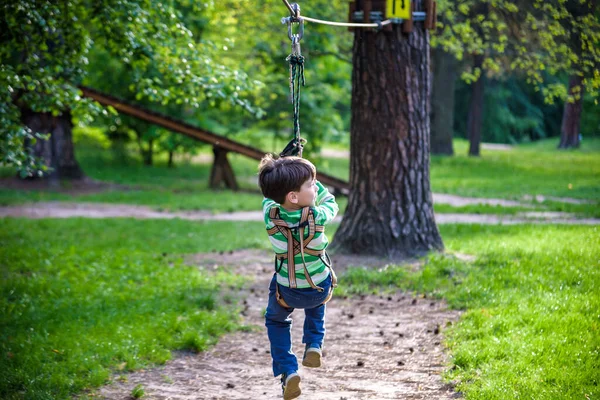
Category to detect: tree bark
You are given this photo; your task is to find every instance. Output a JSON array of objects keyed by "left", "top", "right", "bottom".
[
  {"left": 331, "top": 5, "right": 444, "bottom": 259},
  {"left": 143, "top": 138, "right": 154, "bottom": 166},
  {"left": 467, "top": 55, "right": 485, "bottom": 156},
  {"left": 430, "top": 48, "right": 457, "bottom": 155},
  {"left": 558, "top": 75, "right": 583, "bottom": 149},
  {"left": 21, "top": 109, "right": 84, "bottom": 181}
]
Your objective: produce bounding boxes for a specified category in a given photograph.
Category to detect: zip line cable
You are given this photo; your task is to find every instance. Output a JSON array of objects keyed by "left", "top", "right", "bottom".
[
  {"left": 281, "top": 0, "right": 427, "bottom": 28},
  {"left": 301, "top": 16, "right": 393, "bottom": 28}
]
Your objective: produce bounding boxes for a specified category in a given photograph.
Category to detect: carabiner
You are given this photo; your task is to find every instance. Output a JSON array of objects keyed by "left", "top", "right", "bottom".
[{"left": 287, "top": 18, "right": 304, "bottom": 42}]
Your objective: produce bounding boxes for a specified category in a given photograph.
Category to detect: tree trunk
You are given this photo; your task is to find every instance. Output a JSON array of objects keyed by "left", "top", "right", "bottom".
[
  {"left": 430, "top": 48, "right": 457, "bottom": 155},
  {"left": 331, "top": 6, "right": 444, "bottom": 259},
  {"left": 558, "top": 75, "right": 583, "bottom": 149},
  {"left": 467, "top": 55, "right": 485, "bottom": 156},
  {"left": 168, "top": 150, "right": 174, "bottom": 168},
  {"left": 21, "top": 109, "right": 83, "bottom": 181},
  {"left": 143, "top": 138, "right": 153, "bottom": 166}
]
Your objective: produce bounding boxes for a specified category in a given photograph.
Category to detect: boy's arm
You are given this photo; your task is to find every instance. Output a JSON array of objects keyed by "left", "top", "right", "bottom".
[
  {"left": 262, "top": 197, "right": 278, "bottom": 225},
  {"left": 313, "top": 181, "right": 338, "bottom": 225}
]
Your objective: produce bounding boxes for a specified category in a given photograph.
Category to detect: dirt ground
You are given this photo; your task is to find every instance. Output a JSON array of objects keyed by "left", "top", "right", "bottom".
[
  {"left": 2, "top": 201, "right": 599, "bottom": 225},
  {"left": 93, "top": 250, "right": 461, "bottom": 400}
]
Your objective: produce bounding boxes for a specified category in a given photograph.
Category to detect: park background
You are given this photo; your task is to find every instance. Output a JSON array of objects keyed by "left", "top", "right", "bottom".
[{"left": 1, "top": 0, "right": 599, "bottom": 399}]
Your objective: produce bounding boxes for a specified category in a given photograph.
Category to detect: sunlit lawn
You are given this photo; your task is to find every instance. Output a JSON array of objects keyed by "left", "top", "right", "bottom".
[
  {"left": 2, "top": 217, "right": 598, "bottom": 399},
  {"left": 340, "top": 224, "right": 600, "bottom": 399},
  {"left": 320, "top": 138, "right": 600, "bottom": 200},
  {"left": 0, "top": 135, "right": 598, "bottom": 215},
  {"left": 0, "top": 218, "right": 269, "bottom": 400}
]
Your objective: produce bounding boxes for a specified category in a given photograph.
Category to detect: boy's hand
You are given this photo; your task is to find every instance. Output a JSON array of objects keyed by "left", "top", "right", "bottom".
[{"left": 279, "top": 137, "right": 305, "bottom": 158}]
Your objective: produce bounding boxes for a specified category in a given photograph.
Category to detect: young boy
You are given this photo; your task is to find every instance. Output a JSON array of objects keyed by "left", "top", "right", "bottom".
[{"left": 258, "top": 154, "right": 339, "bottom": 400}]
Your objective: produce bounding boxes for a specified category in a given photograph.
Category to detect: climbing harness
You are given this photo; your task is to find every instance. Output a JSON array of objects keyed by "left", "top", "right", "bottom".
[
  {"left": 280, "top": 2, "right": 306, "bottom": 158},
  {"left": 267, "top": 205, "right": 338, "bottom": 308}
]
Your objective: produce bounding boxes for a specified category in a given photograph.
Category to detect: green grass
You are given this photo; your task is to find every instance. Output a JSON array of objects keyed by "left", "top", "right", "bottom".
[
  {"left": 1, "top": 136, "right": 598, "bottom": 214},
  {"left": 318, "top": 138, "right": 600, "bottom": 201},
  {"left": 430, "top": 139, "right": 600, "bottom": 200},
  {"left": 339, "top": 224, "right": 600, "bottom": 399},
  {"left": 0, "top": 218, "right": 269, "bottom": 400}
]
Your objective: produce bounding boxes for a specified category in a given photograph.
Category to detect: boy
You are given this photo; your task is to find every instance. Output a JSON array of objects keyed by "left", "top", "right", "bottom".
[{"left": 258, "top": 154, "right": 339, "bottom": 400}]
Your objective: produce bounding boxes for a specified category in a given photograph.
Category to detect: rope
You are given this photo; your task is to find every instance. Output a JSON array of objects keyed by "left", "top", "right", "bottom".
[
  {"left": 302, "top": 16, "right": 393, "bottom": 28},
  {"left": 280, "top": 52, "right": 305, "bottom": 158}
]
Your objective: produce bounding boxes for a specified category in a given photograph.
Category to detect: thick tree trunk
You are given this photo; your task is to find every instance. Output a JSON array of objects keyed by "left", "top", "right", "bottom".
[
  {"left": 558, "top": 75, "right": 583, "bottom": 149},
  {"left": 331, "top": 7, "right": 443, "bottom": 259},
  {"left": 467, "top": 55, "right": 485, "bottom": 156},
  {"left": 430, "top": 48, "right": 456, "bottom": 155},
  {"left": 21, "top": 109, "right": 84, "bottom": 180}
]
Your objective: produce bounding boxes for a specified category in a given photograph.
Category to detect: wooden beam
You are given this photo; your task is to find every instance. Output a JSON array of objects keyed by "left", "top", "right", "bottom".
[
  {"left": 79, "top": 86, "right": 350, "bottom": 194},
  {"left": 210, "top": 147, "right": 239, "bottom": 190}
]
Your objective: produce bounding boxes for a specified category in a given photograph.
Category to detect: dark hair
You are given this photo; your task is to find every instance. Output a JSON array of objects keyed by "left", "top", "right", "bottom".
[{"left": 258, "top": 154, "right": 316, "bottom": 204}]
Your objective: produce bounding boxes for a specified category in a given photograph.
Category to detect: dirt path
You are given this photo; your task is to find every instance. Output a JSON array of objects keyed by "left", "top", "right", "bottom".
[
  {"left": 1, "top": 201, "right": 598, "bottom": 225},
  {"left": 94, "top": 250, "right": 461, "bottom": 400}
]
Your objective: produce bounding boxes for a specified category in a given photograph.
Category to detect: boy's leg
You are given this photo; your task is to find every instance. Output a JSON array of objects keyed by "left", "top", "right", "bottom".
[
  {"left": 301, "top": 302, "right": 326, "bottom": 368},
  {"left": 302, "top": 302, "right": 326, "bottom": 347},
  {"left": 265, "top": 275, "right": 298, "bottom": 377},
  {"left": 301, "top": 274, "right": 332, "bottom": 347}
]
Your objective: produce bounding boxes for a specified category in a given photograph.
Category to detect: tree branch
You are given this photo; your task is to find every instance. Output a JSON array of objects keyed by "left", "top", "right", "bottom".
[{"left": 309, "top": 50, "right": 352, "bottom": 64}]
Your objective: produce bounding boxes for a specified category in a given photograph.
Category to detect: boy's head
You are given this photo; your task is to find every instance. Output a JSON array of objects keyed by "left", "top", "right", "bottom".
[{"left": 259, "top": 154, "right": 317, "bottom": 206}]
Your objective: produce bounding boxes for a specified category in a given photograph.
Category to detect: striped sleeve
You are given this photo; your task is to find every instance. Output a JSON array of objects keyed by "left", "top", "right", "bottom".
[
  {"left": 313, "top": 181, "right": 338, "bottom": 225},
  {"left": 262, "top": 198, "right": 277, "bottom": 226}
]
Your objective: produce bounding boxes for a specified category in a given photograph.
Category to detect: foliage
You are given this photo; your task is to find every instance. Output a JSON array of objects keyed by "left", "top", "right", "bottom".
[
  {"left": 339, "top": 224, "right": 600, "bottom": 399},
  {"left": 0, "top": 217, "right": 267, "bottom": 399},
  {"left": 200, "top": 0, "right": 353, "bottom": 157},
  {"left": 0, "top": 0, "right": 259, "bottom": 176},
  {"left": 453, "top": 75, "right": 563, "bottom": 143},
  {"left": 434, "top": 0, "right": 600, "bottom": 102}
]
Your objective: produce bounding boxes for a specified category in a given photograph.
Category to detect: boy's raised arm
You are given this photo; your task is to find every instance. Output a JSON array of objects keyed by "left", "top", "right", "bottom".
[
  {"left": 313, "top": 181, "right": 338, "bottom": 225},
  {"left": 262, "top": 197, "right": 277, "bottom": 225}
]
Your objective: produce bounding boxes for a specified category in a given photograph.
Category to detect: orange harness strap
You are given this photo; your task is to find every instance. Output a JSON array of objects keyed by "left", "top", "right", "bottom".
[
  {"left": 268, "top": 206, "right": 338, "bottom": 308},
  {"left": 269, "top": 206, "right": 321, "bottom": 291}
]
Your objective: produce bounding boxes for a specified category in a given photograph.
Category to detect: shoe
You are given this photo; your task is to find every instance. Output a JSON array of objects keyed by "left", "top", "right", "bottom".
[
  {"left": 281, "top": 372, "right": 301, "bottom": 400},
  {"left": 302, "top": 343, "right": 322, "bottom": 368}
]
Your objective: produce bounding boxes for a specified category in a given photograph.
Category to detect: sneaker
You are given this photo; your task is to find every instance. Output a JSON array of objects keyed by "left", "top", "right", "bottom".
[
  {"left": 302, "top": 343, "right": 322, "bottom": 368},
  {"left": 281, "top": 372, "right": 301, "bottom": 400}
]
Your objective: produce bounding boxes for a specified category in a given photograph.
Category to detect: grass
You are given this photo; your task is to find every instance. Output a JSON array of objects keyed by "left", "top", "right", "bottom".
[
  {"left": 316, "top": 138, "right": 600, "bottom": 201},
  {"left": 430, "top": 139, "right": 600, "bottom": 200},
  {"left": 1, "top": 136, "right": 598, "bottom": 215},
  {"left": 339, "top": 224, "right": 600, "bottom": 399},
  {"left": 0, "top": 217, "right": 269, "bottom": 400}
]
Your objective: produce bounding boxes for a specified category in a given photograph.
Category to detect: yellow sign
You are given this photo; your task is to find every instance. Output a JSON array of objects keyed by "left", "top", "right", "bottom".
[{"left": 387, "top": 0, "right": 411, "bottom": 19}]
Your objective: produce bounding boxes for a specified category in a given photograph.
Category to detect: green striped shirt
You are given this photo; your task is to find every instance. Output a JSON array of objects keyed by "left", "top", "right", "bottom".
[{"left": 263, "top": 181, "right": 339, "bottom": 288}]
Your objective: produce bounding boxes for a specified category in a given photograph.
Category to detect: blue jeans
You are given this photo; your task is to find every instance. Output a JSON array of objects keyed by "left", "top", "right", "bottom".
[{"left": 265, "top": 273, "right": 333, "bottom": 377}]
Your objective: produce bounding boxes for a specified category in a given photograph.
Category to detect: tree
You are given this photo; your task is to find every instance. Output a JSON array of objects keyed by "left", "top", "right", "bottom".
[
  {"left": 554, "top": 1, "right": 599, "bottom": 148},
  {"left": 430, "top": 47, "right": 457, "bottom": 155},
  {"left": 332, "top": 1, "right": 444, "bottom": 259},
  {"left": 434, "top": 0, "right": 599, "bottom": 154},
  {"left": 201, "top": 0, "right": 354, "bottom": 157},
  {"left": 0, "top": 0, "right": 257, "bottom": 179}
]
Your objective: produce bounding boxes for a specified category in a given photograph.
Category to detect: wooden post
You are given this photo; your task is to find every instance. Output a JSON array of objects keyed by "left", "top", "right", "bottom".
[
  {"left": 424, "top": 0, "right": 435, "bottom": 29},
  {"left": 402, "top": 1, "right": 415, "bottom": 33},
  {"left": 364, "top": 0, "right": 372, "bottom": 24},
  {"left": 209, "top": 146, "right": 239, "bottom": 191},
  {"left": 374, "top": 0, "right": 393, "bottom": 31},
  {"left": 348, "top": 1, "right": 356, "bottom": 32}
]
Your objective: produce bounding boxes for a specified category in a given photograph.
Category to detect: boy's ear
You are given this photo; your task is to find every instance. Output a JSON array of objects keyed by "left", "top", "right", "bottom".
[{"left": 286, "top": 191, "right": 298, "bottom": 204}]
